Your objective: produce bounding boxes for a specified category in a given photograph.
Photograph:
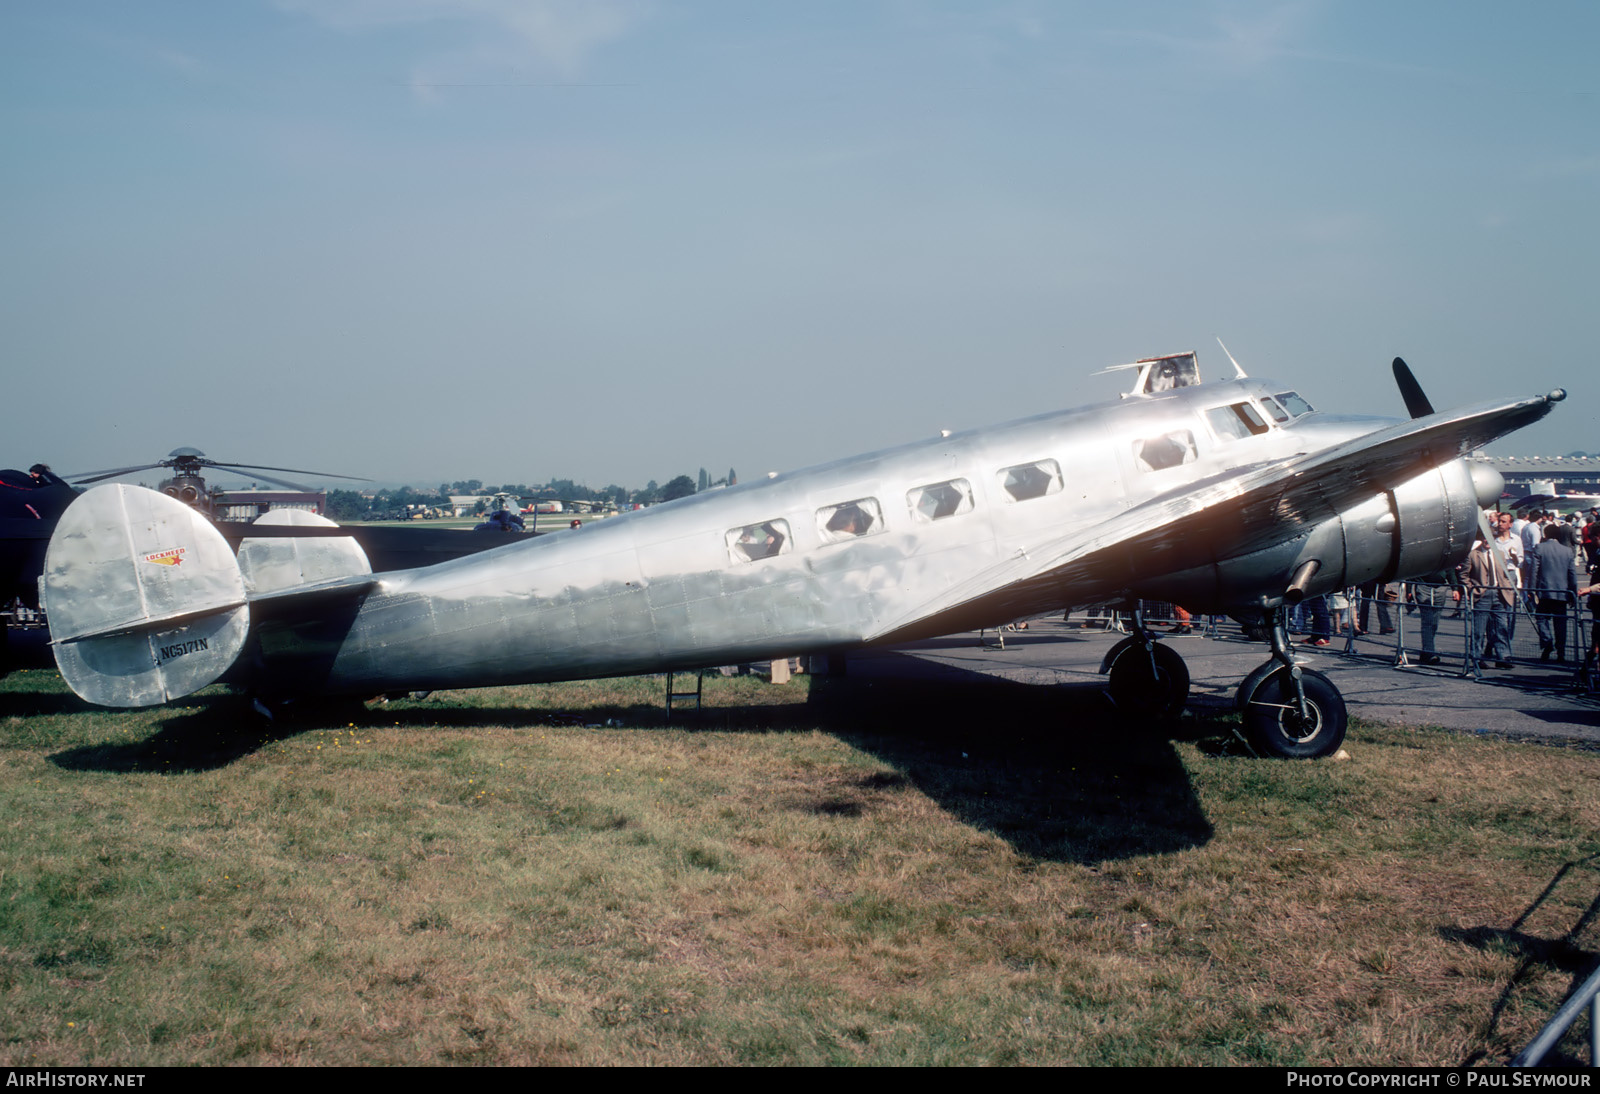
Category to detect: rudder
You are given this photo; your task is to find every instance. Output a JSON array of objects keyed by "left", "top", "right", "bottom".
[{"left": 43, "top": 485, "right": 248, "bottom": 707}]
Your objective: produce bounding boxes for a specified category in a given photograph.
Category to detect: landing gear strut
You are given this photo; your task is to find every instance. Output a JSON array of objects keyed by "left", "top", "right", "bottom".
[
  {"left": 1101, "top": 604, "right": 1190, "bottom": 719},
  {"left": 1236, "top": 606, "right": 1347, "bottom": 759}
]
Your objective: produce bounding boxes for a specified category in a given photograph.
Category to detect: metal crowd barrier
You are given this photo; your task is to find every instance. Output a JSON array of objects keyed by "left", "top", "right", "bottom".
[
  {"left": 1113, "top": 586, "right": 1598, "bottom": 695},
  {"left": 1019, "top": 592, "right": 1596, "bottom": 695},
  {"left": 1335, "top": 584, "right": 1596, "bottom": 692},
  {"left": 1511, "top": 959, "right": 1600, "bottom": 1066}
]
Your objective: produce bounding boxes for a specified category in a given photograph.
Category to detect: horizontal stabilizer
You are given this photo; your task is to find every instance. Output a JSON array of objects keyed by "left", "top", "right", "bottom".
[{"left": 44, "top": 485, "right": 248, "bottom": 707}]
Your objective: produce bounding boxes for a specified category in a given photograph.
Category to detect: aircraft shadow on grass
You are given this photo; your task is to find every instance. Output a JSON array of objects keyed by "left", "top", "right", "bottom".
[
  {"left": 46, "top": 692, "right": 305, "bottom": 774},
  {"left": 38, "top": 653, "right": 1224, "bottom": 863},
  {"left": 39, "top": 685, "right": 698, "bottom": 777},
  {"left": 801, "top": 655, "right": 1218, "bottom": 865},
  {"left": 0, "top": 687, "right": 100, "bottom": 720}
]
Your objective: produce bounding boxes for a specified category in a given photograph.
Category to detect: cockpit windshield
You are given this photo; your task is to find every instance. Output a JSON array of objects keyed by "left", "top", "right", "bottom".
[{"left": 1275, "top": 391, "right": 1315, "bottom": 417}]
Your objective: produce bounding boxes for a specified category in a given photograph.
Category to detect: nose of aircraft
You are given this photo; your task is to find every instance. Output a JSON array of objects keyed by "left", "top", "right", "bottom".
[{"left": 1469, "top": 461, "right": 1505, "bottom": 509}]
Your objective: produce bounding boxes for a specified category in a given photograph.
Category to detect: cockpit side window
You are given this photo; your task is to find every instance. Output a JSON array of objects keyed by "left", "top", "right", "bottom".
[
  {"left": 1206, "top": 401, "right": 1270, "bottom": 441},
  {"left": 726, "top": 520, "right": 792, "bottom": 563},
  {"left": 1134, "top": 430, "right": 1198, "bottom": 472},
  {"left": 816, "top": 498, "right": 884, "bottom": 544},
  {"left": 1275, "top": 391, "right": 1314, "bottom": 417},
  {"left": 907, "top": 478, "right": 974, "bottom": 523},
  {"left": 997, "top": 459, "right": 1063, "bottom": 503},
  {"left": 1259, "top": 395, "right": 1291, "bottom": 423}
]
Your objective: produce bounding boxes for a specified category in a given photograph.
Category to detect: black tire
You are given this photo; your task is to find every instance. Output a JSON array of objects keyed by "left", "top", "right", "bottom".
[
  {"left": 1107, "top": 641, "right": 1190, "bottom": 719},
  {"left": 1240, "top": 666, "right": 1346, "bottom": 759}
]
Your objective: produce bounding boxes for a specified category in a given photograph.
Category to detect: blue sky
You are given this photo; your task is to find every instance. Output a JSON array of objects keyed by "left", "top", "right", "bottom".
[{"left": 3, "top": 1, "right": 1594, "bottom": 490}]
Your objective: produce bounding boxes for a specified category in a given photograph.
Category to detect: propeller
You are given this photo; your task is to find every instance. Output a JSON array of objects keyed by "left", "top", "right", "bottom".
[
  {"left": 1392, "top": 357, "right": 1434, "bottom": 419},
  {"left": 1474, "top": 510, "right": 1519, "bottom": 633}
]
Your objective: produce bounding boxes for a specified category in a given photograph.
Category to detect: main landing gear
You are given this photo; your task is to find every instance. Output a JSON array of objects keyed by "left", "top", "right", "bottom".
[
  {"left": 1234, "top": 606, "right": 1347, "bottom": 759},
  {"left": 1101, "top": 605, "right": 1190, "bottom": 720},
  {"left": 1099, "top": 603, "right": 1348, "bottom": 759}
]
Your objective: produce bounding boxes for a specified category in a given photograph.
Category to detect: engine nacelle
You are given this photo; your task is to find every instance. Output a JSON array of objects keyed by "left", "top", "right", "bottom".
[{"left": 1140, "top": 458, "right": 1496, "bottom": 612}]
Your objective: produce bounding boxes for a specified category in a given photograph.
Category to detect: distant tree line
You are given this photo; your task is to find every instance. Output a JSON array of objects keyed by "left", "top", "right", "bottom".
[{"left": 322, "top": 468, "right": 740, "bottom": 520}]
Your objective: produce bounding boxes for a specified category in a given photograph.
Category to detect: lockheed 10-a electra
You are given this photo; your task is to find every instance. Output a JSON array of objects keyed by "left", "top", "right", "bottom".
[{"left": 38, "top": 352, "right": 1563, "bottom": 758}]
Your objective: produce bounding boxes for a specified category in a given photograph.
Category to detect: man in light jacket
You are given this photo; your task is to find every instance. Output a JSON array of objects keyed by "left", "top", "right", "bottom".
[{"left": 1463, "top": 530, "right": 1516, "bottom": 669}]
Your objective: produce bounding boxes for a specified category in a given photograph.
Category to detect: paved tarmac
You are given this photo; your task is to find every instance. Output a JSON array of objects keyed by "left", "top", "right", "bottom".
[{"left": 846, "top": 617, "right": 1600, "bottom": 745}]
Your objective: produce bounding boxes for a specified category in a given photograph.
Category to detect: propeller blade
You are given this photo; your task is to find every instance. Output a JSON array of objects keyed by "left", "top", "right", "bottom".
[
  {"left": 66, "top": 463, "right": 166, "bottom": 484},
  {"left": 1392, "top": 357, "right": 1434, "bottom": 419},
  {"left": 204, "top": 461, "right": 371, "bottom": 482},
  {"left": 1477, "top": 510, "right": 1517, "bottom": 591}
]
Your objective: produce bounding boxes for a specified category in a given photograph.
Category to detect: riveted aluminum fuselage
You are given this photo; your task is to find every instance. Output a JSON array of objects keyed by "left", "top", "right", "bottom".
[{"left": 245, "top": 377, "right": 1473, "bottom": 697}]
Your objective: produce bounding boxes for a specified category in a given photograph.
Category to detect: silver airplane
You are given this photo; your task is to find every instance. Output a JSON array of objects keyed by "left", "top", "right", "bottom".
[{"left": 39, "top": 354, "right": 1563, "bottom": 759}]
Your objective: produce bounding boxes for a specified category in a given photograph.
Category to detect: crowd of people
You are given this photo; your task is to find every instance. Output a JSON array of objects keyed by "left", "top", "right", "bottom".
[{"left": 1285, "top": 505, "right": 1600, "bottom": 674}]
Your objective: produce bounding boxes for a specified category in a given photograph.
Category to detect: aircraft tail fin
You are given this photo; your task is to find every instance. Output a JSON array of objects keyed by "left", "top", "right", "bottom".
[
  {"left": 237, "top": 508, "right": 371, "bottom": 595},
  {"left": 43, "top": 485, "right": 249, "bottom": 708}
]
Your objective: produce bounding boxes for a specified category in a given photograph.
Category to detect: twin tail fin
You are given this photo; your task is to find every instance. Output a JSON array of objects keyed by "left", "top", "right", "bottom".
[{"left": 43, "top": 485, "right": 373, "bottom": 708}]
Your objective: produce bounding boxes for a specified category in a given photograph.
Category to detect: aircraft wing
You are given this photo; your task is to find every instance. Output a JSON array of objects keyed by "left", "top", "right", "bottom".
[{"left": 866, "top": 391, "right": 1558, "bottom": 642}]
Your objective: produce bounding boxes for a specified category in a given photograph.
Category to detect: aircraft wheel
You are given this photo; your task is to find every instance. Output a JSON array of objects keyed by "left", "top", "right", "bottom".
[
  {"left": 1107, "top": 640, "right": 1190, "bottom": 719},
  {"left": 1239, "top": 666, "right": 1346, "bottom": 759}
]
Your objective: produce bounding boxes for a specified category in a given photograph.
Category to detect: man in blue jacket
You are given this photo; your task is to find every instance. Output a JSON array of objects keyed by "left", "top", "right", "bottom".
[{"left": 1530, "top": 524, "right": 1580, "bottom": 663}]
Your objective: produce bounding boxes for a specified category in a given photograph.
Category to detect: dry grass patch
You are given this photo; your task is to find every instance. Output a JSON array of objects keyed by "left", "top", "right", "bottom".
[{"left": 1, "top": 667, "right": 1598, "bottom": 1064}]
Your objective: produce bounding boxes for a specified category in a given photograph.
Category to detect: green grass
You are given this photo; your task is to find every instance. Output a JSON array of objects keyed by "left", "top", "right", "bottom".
[{"left": 2, "top": 667, "right": 1598, "bottom": 1065}]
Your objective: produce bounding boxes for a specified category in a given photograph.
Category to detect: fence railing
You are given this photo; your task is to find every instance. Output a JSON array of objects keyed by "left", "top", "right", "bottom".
[
  {"left": 1510, "top": 960, "right": 1600, "bottom": 1066},
  {"left": 1331, "top": 583, "right": 1595, "bottom": 688},
  {"left": 1129, "top": 584, "right": 1597, "bottom": 693}
]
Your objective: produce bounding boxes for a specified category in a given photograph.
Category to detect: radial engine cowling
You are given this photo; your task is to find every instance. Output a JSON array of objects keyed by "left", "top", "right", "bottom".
[
  {"left": 1151, "top": 457, "right": 1501, "bottom": 613},
  {"left": 1288, "top": 458, "right": 1497, "bottom": 601}
]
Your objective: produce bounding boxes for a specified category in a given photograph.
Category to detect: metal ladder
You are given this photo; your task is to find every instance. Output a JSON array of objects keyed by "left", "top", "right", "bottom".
[{"left": 664, "top": 670, "right": 703, "bottom": 719}]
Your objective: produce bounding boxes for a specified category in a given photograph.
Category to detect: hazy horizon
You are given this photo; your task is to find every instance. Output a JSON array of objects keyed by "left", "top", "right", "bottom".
[{"left": 5, "top": 2, "right": 1594, "bottom": 489}]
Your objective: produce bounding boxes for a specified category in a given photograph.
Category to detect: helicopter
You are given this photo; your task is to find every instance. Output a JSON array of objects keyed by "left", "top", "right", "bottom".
[
  {"left": 67, "top": 447, "right": 370, "bottom": 519},
  {"left": 3, "top": 448, "right": 528, "bottom": 673}
]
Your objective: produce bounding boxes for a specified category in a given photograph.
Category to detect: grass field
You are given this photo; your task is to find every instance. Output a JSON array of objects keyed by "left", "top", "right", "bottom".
[{"left": 3, "top": 666, "right": 1598, "bottom": 1066}]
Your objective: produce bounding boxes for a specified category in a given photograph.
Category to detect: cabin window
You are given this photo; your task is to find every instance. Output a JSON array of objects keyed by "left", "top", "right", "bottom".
[
  {"left": 1275, "top": 391, "right": 1314, "bottom": 417},
  {"left": 997, "top": 459, "right": 1063, "bottom": 502},
  {"left": 816, "top": 498, "right": 884, "bottom": 544},
  {"left": 1206, "top": 401, "right": 1270, "bottom": 441},
  {"left": 1134, "top": 430, "right": 1198, "bottom": 472},
  {"left": 907, "top": 478, "right": 974, "bottom": 523},
  {"left": 726, "top": 520, "right": 792, "bottom": 563}
]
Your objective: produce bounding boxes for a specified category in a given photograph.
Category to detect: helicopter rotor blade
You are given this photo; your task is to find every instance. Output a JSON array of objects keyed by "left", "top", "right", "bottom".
[
  {"left": 203, "top": 461, "right": 371, "bottom": 483},
  {"left": 65, "top": 463, "right": 167, "bottom": 484},
  {"left": 205, "top": 469, "right": 316, "bottom": 491}
]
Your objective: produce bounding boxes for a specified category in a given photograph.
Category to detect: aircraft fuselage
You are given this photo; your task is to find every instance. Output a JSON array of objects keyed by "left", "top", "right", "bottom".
[{"left": 247, "top": 378, "right": 1444, "bottom": 696}]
